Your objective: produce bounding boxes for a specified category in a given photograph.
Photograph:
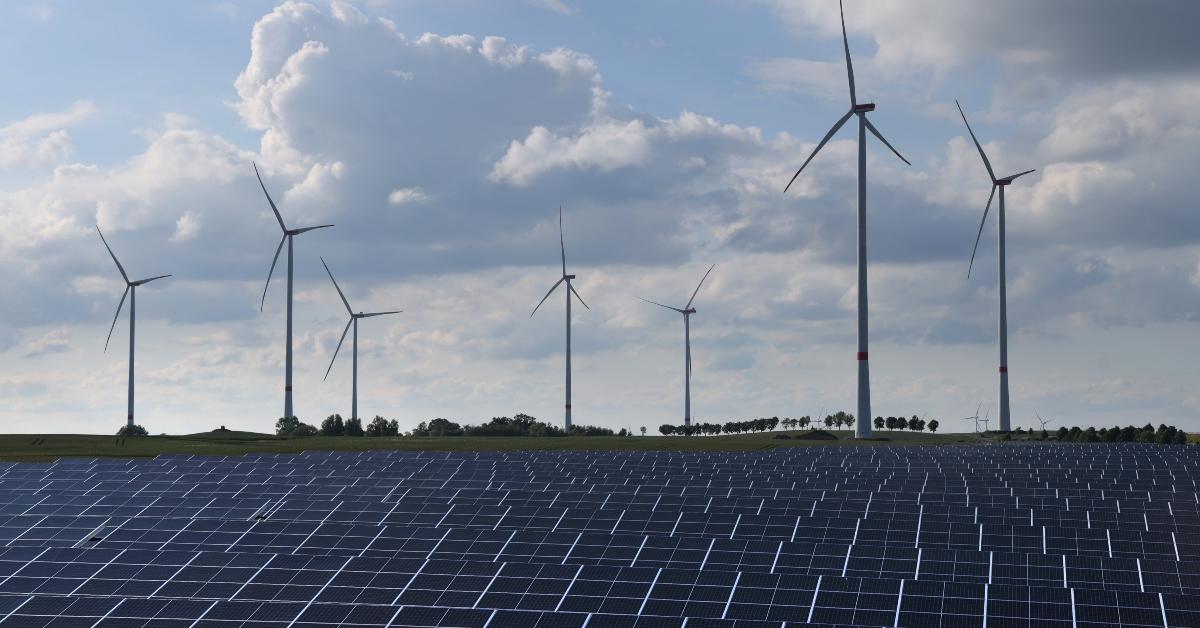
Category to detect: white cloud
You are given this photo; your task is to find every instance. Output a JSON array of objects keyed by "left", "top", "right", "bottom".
[
  {"left": 524, "top": 0, "right": 575, "bottom": 16},
  {"left": 0, "top": 100, "right": 95, "bottom": 169},
  {"left": 24, "top": 327, "right": 70, "bottom": 358},
  {"left": 387, "top": 187, "right": 427, "bottom": 206}
]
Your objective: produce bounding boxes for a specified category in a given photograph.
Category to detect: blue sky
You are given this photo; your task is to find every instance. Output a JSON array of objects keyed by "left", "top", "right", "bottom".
[{"left": 1, "top": 0, "right": 1199, "bottom": 434}]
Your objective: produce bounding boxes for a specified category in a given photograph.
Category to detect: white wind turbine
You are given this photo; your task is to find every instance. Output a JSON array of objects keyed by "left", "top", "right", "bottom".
[
  {"left": 320, "top": 258, "right": 401, "bottom": 422},
  {"left": 97, "top": 226, "right": 171, "bottom": 430},
  {"left": 638, "top": 264, "right": 716, "bottom": 426},
  {"left": 783, "top": 0, "right": 909, "bottom": 439},
  {"left": 531, "top": 207, "right": 590, "bottom": 431},
  {"left": 957, "top": 100, "right": 1036, "bottom": 434},
  {"left": 254, "top": 163, "right": 334, "bottom": 420},
  {"left": 961, "top": 402, "right": 983, "bottom": 433}
]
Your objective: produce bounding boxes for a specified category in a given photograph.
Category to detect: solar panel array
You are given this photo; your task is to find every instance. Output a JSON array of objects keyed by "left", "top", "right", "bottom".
[{"left": 0, "top": 443, "right": 1197, "bottom": 626}]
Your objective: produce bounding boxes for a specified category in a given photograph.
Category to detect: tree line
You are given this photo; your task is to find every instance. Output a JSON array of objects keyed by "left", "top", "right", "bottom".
[
  {"left": 276, "top": 413, "right": 621, "bottom": 438},
  {"left": 658, "top": 411, "right": 939, "bottom": 435},
  {"left": 1051, "top": 424, "right": 1186, "bottom": 444}
]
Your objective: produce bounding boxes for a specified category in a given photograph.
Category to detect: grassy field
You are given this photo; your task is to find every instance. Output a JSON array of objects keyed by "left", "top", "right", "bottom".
[{"left": 0, "top": 429, "right": 999, "bottom": 462}]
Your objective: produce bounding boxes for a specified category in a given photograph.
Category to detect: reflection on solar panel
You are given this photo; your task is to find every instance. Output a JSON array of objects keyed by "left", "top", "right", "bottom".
[{"left": 0, "top": 444, "right": 1196, "bottom": 626}]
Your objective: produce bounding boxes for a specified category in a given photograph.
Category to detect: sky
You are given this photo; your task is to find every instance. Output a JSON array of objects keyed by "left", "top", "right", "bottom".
[{"left": 1, "top": 0, "right": 1198, "bottom": 435}]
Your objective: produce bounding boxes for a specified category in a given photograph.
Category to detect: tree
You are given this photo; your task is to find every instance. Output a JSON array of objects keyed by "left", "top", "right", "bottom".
[
  {"left": 824, "top": 415, "right": 835, "bottom": 429},
  {"left": 874, "top": 417, "right": 884, "bottom": 430},
  {"left": 276, "top": 416, "right": 301, "bottom": 436},
  {"left": 117, "top": 424, "right": 148, "bottom": 437},
  {"left": 799, "top": 416, "right": 811, "bottom": 429},
  {"left": 276, "top": 416, "right": 317, "bottom": 437},
  {"left": 344, "top": 417, "right": 364, "bottom": 437},
  {"left": 908, "top": 416, "right": 923, "bottom": 432},
  {"left": 928, "top": 419, "right": 939, "bottom": 433},
  {"left": 640, "top": 426, "right": 647, "bottom": 436},
  {"left": 366, "top": 416, "right": 391, "bottom": 437},
  {"left": 425, "top": 418, "right": 463, "bottom": 436},
  {"left": 320, "top": 414, "right": 345, "bottom": 436},
  {"left": 659, "top": 424, "right": 675, "bottom": 436}
]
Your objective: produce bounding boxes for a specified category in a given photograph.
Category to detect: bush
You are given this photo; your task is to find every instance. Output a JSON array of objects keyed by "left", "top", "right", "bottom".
[
  {"left": 344, "top": 417, "right": 364, "bottom": 437},
  {"left": 772, "top": 433, "right": 791, "bottom": 440},
  {"left": 117, "top": 424, "right": 148, "bottom": 437},
  {"left": 320, "top": 414, "right": 345, "bottom": 436}
]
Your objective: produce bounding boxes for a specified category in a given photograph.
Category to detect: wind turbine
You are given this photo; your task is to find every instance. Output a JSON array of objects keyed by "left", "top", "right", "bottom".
[
  {"left": 1036, "top": 412, "right": 1052, "bottom": 432},
  {"left": 957, "top": 100, "right": 1036, "bottom": 434},
  {"left": 96, "top": 226, "right": 171, "bottom": 430},
  {"left": 980, "top": 404, "right": 992, "bottom": 432},
  {"left": 254, "top": 163, "right": 334, "bottom": 420},
  {"left": 783, "top": 0, "right": 910, "bottom": 440},
  {"left": 531, "top": 207, "right": 590, "bottom": 431},
  {"left": 321, "top": 258, "right": 401, "bottom": 422},
  {"left": 961, "top": 402, "right": 983, "bottom": 433},
  {"left": 638, "top": 264, "right": 716, "bottom": 426}
]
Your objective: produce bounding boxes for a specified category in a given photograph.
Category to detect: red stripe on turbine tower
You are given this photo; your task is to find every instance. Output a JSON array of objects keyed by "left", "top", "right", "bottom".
[
  {"left": 999, "top": 367, "right": 1008, "bottom": 373},
  {"left": 857, "top": 352, "right": 868, "bottom": 360}
]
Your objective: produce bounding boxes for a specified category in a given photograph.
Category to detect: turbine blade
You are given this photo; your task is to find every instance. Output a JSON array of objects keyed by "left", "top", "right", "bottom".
[
  {"left": 132, "top": 274, "right": 172, "bottom": 286},
  {"left": 863, "top": 117, "right": 910, "bottom": 166},
  {"left": 530, "top": 277, "right": 565, "bottom": 317},
  {"left": 839, "top": 0, "right": 856, "bottom": 107},
  {"left": 104, "top": 286, "right": 130, "bottom": 352},
  {"left": 967, "top": 184, "right": 996, "bottom": 279},
  {"left": 95, "top": 226, "right": 129, "bottom": 283},
  {"left": 559, "top": 206, "right": 567, "bottom": 276},
  {"left": 685, "top": 264, "right": 716, "bottom": 309},
  {"left": 320, "top": 257, "right": 353, "bottom": 315},
  {"left": 955, "top": 100, "right": 996, "bottom": 182},
  {"left": 783, "top": 110, "right": 853, "bottom": 194},
  {"left": 254, "top": 162, "right": 288, "bottom": 232},
  {"left": 324, "top": 318, "right": 353, "bottom": 381},
  {"left": 1008, "top": 168, "right": 1036, "bottom": 182},
  {"left": 293, "top": 224, "right": 334, "bottom": 234},
  {"left": 260, "top": 234, "right": 286, "bottom": 312},
  {"left": 637, "top": 296, "right": 684, "bottom": 313},
  {"left": 361, "top": 310, "right": 402, "bottom": 318},
  {"left": 570, "top": 284, "right": 590, "bottom": 310}
]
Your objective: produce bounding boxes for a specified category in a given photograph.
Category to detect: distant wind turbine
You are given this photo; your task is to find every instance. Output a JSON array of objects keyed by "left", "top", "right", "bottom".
[
  {"left": 531, "top": 207, "right": 590, "bottom": 431},
  {"left": 1036, "top": 412, "right": 1052, "bottom": 432},
  {"left": 97, "top": 226, "right": 171, "bottom": 430},
  {"left": 638, "top": 264, "right": 716, "bottom": 426},
  {"left": 783, "top": 0, "right": 910, "bottom": 439},
  {"left": 956, "top": 100, "right": 1036, "bottom": 434},
  {"left": 961, "top": 402, "right": 983, "bottom": 433},
  {"left": 254, "top": 163, "right": 334, "bottom": 420},
  {"left": 321, "top": 258, "right": 401, "bottom": 422}
]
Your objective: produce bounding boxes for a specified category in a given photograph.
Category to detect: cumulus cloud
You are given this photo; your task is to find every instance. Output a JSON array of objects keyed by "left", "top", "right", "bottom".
[{"left": 0, "top": 100, "right": 94, "bottom": 169}]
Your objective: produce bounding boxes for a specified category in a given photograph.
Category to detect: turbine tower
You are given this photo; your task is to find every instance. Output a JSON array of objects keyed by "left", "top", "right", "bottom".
[
  {"left": 783, "top": 0, "right": 909, "bottom": 439},
  {"left": 957, "top": 100, "right": 1036, "bottom": 434},
  {"left": 638, "top": 264, "right": 716, "bottom": 426},
  {"left": 321, "top": 257, "right": 401, "bottom": 421},
  {"left": 254, "top": 163, "right": 333, "bottom": 420},
  {"left": 97, "top": 226, "right": 171, "bottom": 430},
  {"left": 531, "top": 207, "right": 590, "bottom": 431}
]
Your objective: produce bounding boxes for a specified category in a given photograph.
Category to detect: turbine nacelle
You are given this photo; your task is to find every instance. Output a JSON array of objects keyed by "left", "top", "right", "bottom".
[
  {"left": 564, "top": 274, "right": 576, "bottom": 280},
  {"left": 852, "top": 103, "right": 876, "bottom": 113}
]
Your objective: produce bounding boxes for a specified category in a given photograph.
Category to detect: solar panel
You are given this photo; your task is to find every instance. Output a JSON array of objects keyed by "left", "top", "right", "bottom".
[{"left": 0, "top": 443, "right": 1195, "bottom": 626}]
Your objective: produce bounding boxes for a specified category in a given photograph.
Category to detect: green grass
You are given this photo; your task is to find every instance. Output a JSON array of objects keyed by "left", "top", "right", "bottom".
[{"left": 0, "top": 429, "right": 993, "bottom": 462}]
